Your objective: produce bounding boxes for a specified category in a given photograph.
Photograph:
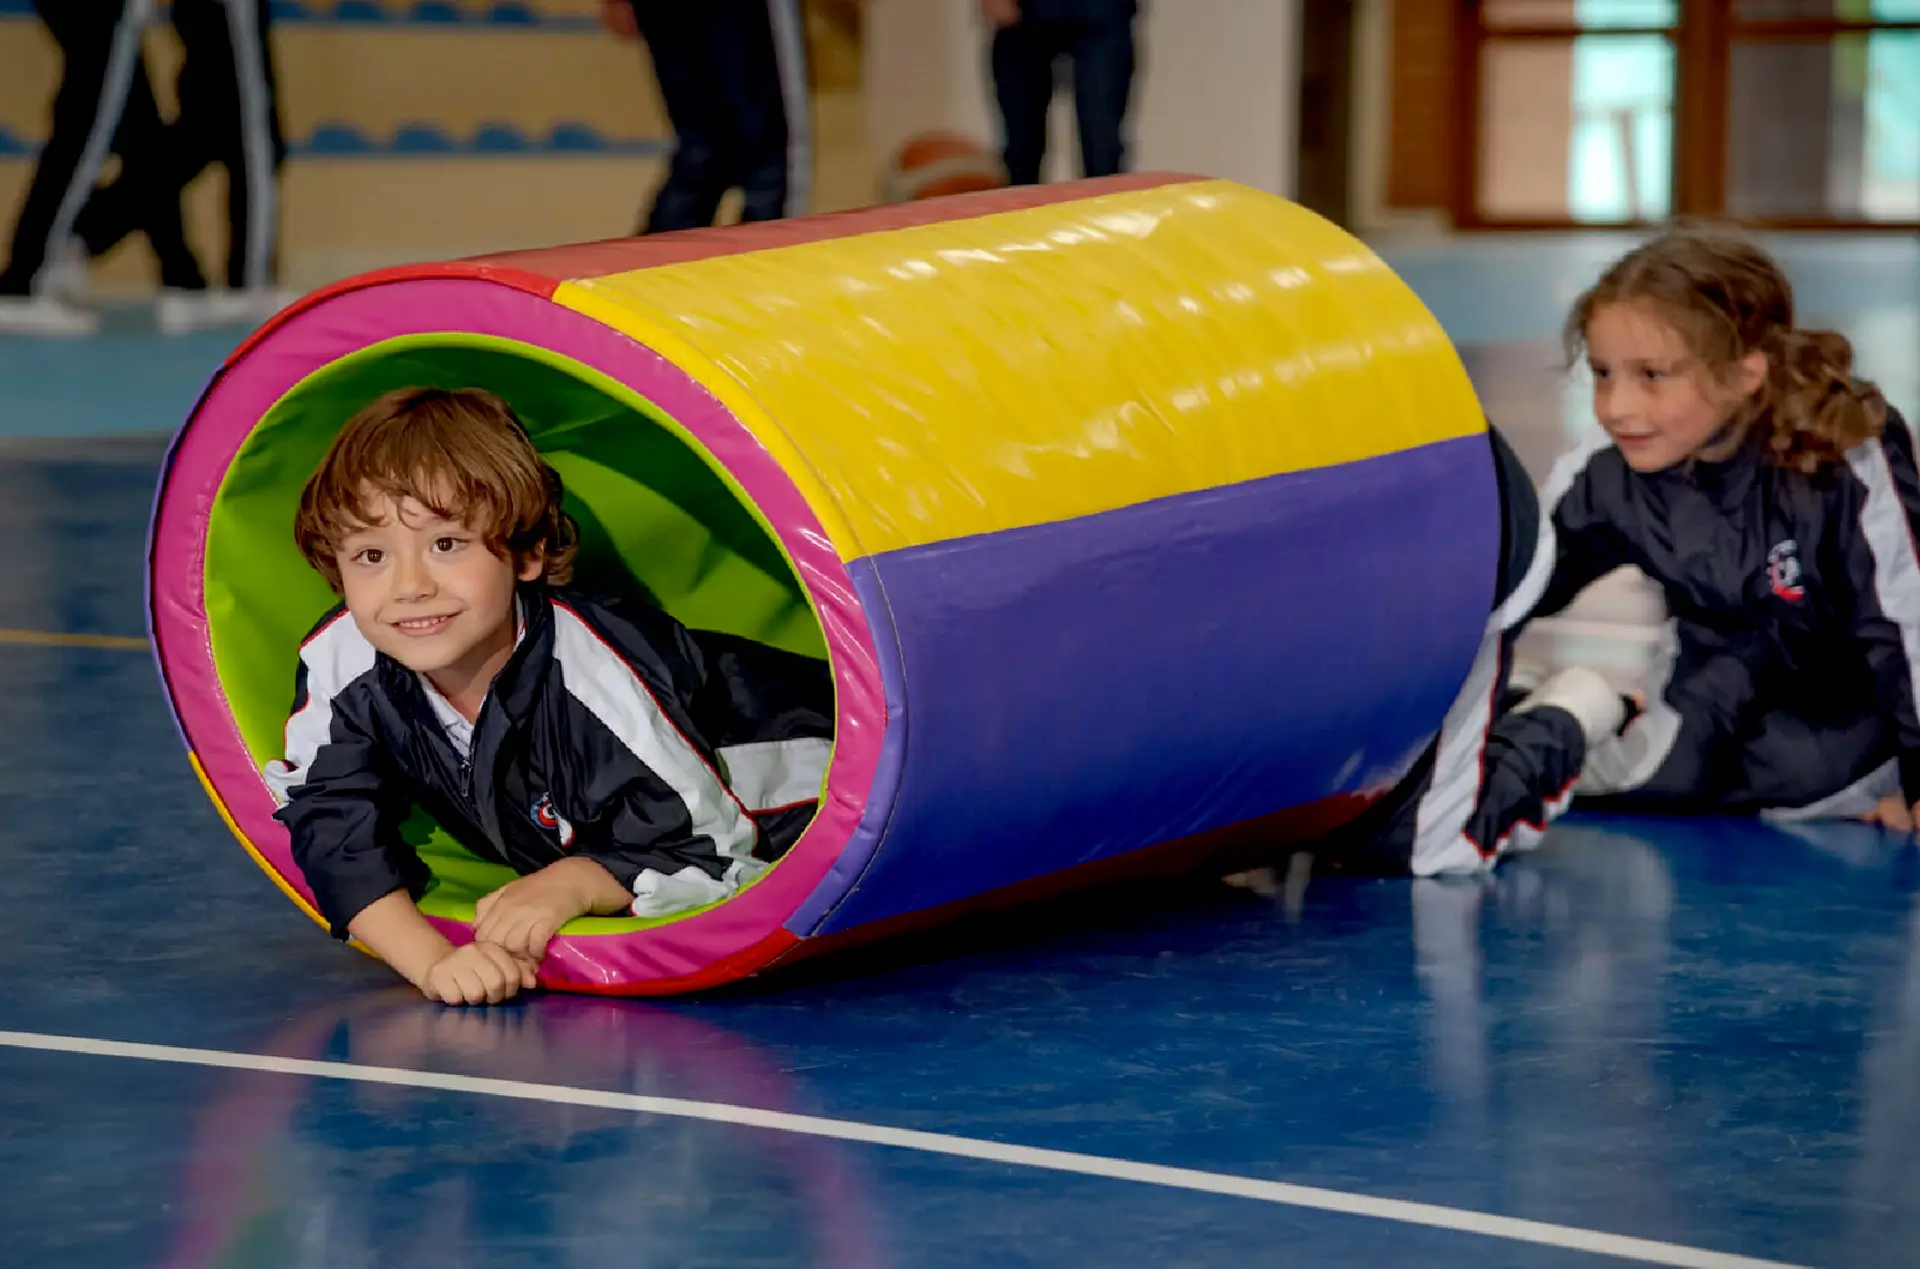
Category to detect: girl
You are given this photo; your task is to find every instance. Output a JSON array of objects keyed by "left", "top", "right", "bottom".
[
  {"left": 1520, "top": 224, "right": 1920, "bottom": 832},
  {"left": 1260, "top": 223, "right": 1919, "bottom": 892}
]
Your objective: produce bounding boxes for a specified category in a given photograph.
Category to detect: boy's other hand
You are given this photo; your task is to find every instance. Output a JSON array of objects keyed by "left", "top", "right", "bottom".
[
  {"left": 418, "top": 941, "right": 537, "bottom": 1006},
  {"left": 473, "top": 858, "right": 623, "bottom": 961}
]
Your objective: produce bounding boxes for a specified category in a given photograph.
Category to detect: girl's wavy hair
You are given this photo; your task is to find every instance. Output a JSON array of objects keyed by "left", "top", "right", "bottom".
[
  {"left": 294, "top": 386, "right": 579, "bottom": 592},
  {"left": 1563, "top": 223, "right": 1886, "bottom": 472}
]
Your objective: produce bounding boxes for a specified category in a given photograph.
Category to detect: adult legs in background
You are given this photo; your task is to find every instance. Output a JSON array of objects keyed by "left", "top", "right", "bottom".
[
  {"left": 627, "top": 0, "right": 806, "bottom": 233},
  {"left": 83, "top": 0, "right": 286, "bottom": 330},
  {"left": 0, "top": 0, "right": 149, "bottom": 334},
  {"left": 989, "top": 1, "right": 1139, "bottom": 186},
  {"left": 731, "top": 0, "right": 808, "bottom": 223},
  {"left": 168, "top": 0, "right": 285, "bottom": 293},
  {"left": 989, "top": 18, "right": 1060, "bottom": 186},
  {"left": 629, "top": 0, "right": 735, "bottom": 232},
  {"left": 1065, "top": 8, "right": 1135, "bottom": 178},
  {"left": 77, "top": 0, "right": 285, "bottom": 327},
  {"left": 72, "top": 52, "right": 209, "bottom": 293}
]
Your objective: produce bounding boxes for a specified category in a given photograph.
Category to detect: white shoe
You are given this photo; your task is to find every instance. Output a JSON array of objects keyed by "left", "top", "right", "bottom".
[
  {"left": 156, "top": 286, "right": 300, "bottom": 334},
  {"left": 1516, "top": 665, "right": 1627, "bottom": 748},
  {"left": 0, "top": 295, "right": 100, "bottom": 337},
  {"left": 242, "top": 286, "right": 299, "bottom": 320},
  {"left": 155, "top": 288, "right": 254, "bottom": 334},
  {"left": 41, "top": 240, "right": 91, "bottom": 304}
]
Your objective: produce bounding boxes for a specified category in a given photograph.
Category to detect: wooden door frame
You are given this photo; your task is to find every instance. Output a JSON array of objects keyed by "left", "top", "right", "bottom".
[{"left": 1452, "top": 0, "right": 1920, "bottom": 231}]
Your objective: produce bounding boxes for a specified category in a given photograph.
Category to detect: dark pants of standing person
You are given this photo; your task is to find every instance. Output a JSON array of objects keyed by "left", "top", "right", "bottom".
[
  {"left": 76, "top": 0, "right": 285, "bottom": 291},
  {"left": 0, "top": 0, "right": 203, "bottom": 296},
  {"left": 624, "top": 0, "right": 810, "bottom": 234},
  {"left": 990, "top": 0, "right": 1138, "bottom": 186}
]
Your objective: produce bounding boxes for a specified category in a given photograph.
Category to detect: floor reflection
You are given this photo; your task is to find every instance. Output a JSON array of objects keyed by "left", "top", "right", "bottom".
[
  {"left": 154, "top": 994, "right": 887, "bottom": 1269},
  {"left": 1402, "top": 817, "right": 1920, "bottom": 1265}
]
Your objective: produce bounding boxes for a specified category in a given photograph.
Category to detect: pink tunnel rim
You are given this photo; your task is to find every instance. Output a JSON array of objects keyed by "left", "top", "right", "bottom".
[{"left": 148, "top": 276, "right": 890, "bottom": 992}]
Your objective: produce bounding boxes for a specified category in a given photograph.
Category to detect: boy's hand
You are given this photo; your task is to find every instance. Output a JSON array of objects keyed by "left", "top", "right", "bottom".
[
  {"left": 473, "top": 858, "right": 627, "bottom": 961},
  {"left": 418, "top": 941, "right": 538, "bottom": 1006}
]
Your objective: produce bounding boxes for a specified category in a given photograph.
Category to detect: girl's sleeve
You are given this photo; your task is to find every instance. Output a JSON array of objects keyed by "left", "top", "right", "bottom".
[
  {"left": 1501, "top": 436, "right": 1636, "bottom": 630},
  {"left": 1837, "top": 408, "right": 1920, "bottom": 808}
]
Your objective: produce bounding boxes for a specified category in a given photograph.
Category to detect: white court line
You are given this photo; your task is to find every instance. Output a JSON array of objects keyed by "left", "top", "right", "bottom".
[{"left": 0, "top": 1029, "right": 1805, "bottom": 1269}]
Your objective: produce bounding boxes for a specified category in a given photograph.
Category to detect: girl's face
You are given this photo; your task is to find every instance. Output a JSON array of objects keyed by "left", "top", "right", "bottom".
[{"left": 1584, "top": 299, "right": 1767, "bottom": 473}]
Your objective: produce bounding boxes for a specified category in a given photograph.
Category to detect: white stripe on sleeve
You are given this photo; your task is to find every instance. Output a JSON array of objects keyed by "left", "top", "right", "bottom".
[
  {"left": 718, "top": 737, "right": 831, "bottom": 812},
  {"left": 550, "top": 604, "right": 759, "bottom": 871},
  {"left": 1847, "top": 436, "right": 1920, "bottom": 734},
  {"left": 262, "top": 614, "right": 377, "bottom": 806},
  {"left": 1409, "top": 616, "right": 1505, "bottom": 876}
]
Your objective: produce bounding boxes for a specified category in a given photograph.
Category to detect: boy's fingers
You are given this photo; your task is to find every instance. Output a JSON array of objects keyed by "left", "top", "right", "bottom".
[
  {"left": 464, "top": 967, "right": 494, "bottom": 1005},
  {"left": 483, "top": 921, "right": 522, "bottom": 960},
  {"left": 471, "top": 941, "right": 509, "bottom": 980},
  {"left": 482, "top": 941, "right": 538, "bottom": 994},
  {"left": 474, "top": 955, "right": 510, "bottom": 1005},
  {"left": 520, "top": 921, "right": 552, "bottom": 960},
  {"left": 482, "top": 940, "right": 526, "bottom": 979}
]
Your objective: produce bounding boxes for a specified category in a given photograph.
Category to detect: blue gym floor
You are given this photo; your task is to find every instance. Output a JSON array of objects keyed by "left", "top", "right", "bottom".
[{"left": 1, "top": 234, "right": 1917, "bottom": 1269}]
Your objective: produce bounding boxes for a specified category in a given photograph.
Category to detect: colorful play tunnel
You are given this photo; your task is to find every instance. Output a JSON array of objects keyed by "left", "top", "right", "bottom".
[{"left": 148, "top": 174, "right": 1500, "bottom": 996}]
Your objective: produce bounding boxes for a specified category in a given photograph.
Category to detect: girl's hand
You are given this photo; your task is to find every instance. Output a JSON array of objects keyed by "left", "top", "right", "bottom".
[{"left": 1855, "top": 795, "right": 1916, "bottom": 834}]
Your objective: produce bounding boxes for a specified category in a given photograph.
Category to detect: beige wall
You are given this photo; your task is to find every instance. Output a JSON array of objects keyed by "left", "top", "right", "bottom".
[
  {"left": 1476, "top": 40, "right": 1576, "bottom": 220},
  {"left": 0, "top": 0, "right": 1324, "bottom": 297},
  {"left": 0, "top": 2, "right": 872, "bottom": 295},
  {"left": 863, "top": 0, "right": 1303, "bottom": 198}
]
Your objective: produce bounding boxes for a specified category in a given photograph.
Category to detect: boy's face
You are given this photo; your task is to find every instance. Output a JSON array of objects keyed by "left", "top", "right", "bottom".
[
  {"left": 1585, "top": 299, "right": 1766, "bottom": 473},
  {"left": 334, "top": 489, "right": 543, "bottom": 687}
]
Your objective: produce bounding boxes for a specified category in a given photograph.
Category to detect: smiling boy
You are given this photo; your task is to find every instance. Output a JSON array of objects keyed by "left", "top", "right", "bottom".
[{"left": 264, "top": 387, "right": 833, "bottom": 1005}]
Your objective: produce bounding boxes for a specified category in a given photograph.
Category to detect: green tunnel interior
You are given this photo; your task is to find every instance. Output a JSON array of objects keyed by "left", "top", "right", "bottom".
[{"left": 201, "top": 334, "right": 829, "bottom": 930}]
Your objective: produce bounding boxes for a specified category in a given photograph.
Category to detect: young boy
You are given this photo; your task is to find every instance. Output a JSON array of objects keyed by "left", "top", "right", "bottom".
[{"left": 264, "top": 387, "right": 833, "bottom": 1005}]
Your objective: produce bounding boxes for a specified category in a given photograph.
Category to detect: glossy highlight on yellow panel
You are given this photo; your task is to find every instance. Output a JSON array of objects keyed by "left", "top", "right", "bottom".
[{"left": 554, "top": 179, "right": 1486, "bottom": 561}]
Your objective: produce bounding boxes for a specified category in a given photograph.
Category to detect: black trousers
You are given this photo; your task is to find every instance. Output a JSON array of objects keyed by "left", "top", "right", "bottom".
[
  {"left": 989, "top": 8, "right": 1137, "bottom": 186},
  {"left": 1319, "top": 424, "right": 1590, "bottom": 878},
  {"left": 0, "top": 0, "right": 201, "bottom": 295},
  {"left": 626, "top": 0, "right": 808, "bottom": 233},
  {"left": 77, "top": 0, "right": 285, "bottom": 291}
]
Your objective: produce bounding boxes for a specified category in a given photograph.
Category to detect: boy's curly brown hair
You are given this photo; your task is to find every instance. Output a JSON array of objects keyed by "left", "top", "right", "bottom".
[
  {"left": 294, "top": 386, "right": 579, "bottom": 593},
  {"left": 1563, "top": 223, "right": 1887, "bottom": 473}
]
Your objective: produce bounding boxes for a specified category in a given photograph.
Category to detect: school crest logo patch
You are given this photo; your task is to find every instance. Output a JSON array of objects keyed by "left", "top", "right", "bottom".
[
  {"left": 529, "top": 793, "right": 576, "bottom": 849},
  {"left": 1767, "top": 539, "right": 1805, "bottom": 602}
]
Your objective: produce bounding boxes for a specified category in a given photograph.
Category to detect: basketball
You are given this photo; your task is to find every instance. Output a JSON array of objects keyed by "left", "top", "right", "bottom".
[{"left": 879, "top": 130, "right": 1009, "bottom": 204}]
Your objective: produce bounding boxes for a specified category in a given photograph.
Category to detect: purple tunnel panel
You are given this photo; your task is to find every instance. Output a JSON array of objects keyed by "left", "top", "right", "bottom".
[{"left": 812, "top": 433, "right": 1500, "bottom": 936}]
